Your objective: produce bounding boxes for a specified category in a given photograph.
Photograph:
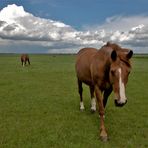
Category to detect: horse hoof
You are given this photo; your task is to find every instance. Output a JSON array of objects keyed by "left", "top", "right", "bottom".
[
  {"left": 100, "top": 136, "right": 108, "bottom": 142},
  {"left": 80, "top": 108, "right": 85, "bottom": 111},
  {"left": 90, "top": 109, "right": 96, "bottom": 113}
]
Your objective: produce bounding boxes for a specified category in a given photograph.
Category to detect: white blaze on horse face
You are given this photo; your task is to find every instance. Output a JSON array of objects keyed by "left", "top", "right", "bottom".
[
  {"left": 118, "top": 68, "right": 127, "bottom": 103},
  {"left": 91, "top": 98, "right": 96, "bottom": 111},
  {"left": 80, "top": 101, "right": 85, "bottom": 110}
]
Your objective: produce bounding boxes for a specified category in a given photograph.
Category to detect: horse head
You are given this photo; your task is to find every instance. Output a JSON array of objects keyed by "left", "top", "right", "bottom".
[{"left": 109, "top": 49, "right": 133, "bottom": 107}]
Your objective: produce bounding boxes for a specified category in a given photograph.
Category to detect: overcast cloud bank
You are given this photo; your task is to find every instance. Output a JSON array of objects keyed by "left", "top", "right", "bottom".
[{"left": 0, "top": 4, "right": 148, "bottom": 53}]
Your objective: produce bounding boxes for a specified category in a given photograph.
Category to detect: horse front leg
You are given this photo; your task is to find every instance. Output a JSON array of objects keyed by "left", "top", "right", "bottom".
[
  {"left": 22, "top": 61, "right": 24, "bottom": 67},
  {"left": 95, "top": 85, "right": 108, "bottom": 142},
  {"left": 24, "top": 60, "right": 26, "bottom": 66},
  {"left": 103, "top": 87, "right": 112, "bottom": 108}
]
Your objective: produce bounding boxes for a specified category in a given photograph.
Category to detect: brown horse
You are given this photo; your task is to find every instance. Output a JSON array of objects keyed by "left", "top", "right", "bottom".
[
  {"left": 21, "top": 54, "right": 30, "bottom": 66},
  {"left": 75, "top": 42, "right": 133, "bottom": 141}
]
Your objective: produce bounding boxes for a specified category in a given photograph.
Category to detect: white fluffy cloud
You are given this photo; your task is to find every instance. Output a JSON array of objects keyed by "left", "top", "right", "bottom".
[{"left": 0, "top": 4, "right": 148, "bottom": 53}]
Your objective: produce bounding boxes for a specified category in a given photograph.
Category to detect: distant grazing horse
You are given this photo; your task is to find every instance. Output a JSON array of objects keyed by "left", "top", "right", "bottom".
[
  {"left": 75, "top": 42, "right": 133, "bottom": 141},
  {"left": 21, "top": 54, "right": 30, "bottom": 66}
]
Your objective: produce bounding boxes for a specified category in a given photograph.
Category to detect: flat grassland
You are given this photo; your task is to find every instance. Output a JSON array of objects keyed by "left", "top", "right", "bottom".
[{"left": 0, "top": 54, "right": 147, "bottom": 148}]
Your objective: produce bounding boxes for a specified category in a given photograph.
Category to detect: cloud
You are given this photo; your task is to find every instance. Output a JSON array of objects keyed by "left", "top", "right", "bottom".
[
  {"left": 86, "top": 15, "right": 148, "bottom": 52},
  {"left": 0, "top": 4, "right": 103, "bottom": 53},
  {"left": 0, "top": 4, "right": 148, "bottom": 53}
]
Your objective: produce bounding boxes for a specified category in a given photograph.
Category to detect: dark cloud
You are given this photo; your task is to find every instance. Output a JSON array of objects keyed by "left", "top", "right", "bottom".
[
  {"left": 3, "top": 24, "right": 16, "bottom": 31},
  {"left": 0, "top": 20, "right": 6, "bottom": 27}
]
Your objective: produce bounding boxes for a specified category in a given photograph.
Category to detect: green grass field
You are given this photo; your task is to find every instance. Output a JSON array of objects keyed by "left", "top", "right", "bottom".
[{"left": 0, "top": 54, "right": 147, "bottom": 148}]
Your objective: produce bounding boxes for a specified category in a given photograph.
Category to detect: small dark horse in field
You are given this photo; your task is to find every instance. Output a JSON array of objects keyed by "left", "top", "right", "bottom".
[
  {"left": 21, "top": 54, "right": 30, "bottom": 66},
  {"left": 75, "top": 42, "right": 133, "bottom": 141}
]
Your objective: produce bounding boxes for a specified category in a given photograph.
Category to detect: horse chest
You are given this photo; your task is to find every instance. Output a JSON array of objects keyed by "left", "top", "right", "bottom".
[{"left": 100, "top": 80, "right": 111, "bottom": 90}]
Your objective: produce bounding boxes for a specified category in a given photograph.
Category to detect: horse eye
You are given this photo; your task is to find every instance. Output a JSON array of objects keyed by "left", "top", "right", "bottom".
[{"left": 126, "top": 69, "right": 130, "bottom": 75}]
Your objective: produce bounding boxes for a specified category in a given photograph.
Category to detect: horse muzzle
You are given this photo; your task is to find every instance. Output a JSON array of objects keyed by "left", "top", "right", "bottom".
[{"left": 114, "top": 99, "right": 127, "bottom": 107}]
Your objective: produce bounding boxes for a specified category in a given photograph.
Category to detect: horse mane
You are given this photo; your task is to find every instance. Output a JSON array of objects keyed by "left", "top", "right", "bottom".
[
  {"left": 103, "top": 42, "right": 132, "bottom": 67},
  {"left": 103, "top": 42, "right": 122, "bottom": 51}
]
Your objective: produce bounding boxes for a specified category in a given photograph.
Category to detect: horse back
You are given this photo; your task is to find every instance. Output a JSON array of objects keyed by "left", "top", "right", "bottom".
[{"left": 21, "top": 54, "right": 29, "bottom": 60}]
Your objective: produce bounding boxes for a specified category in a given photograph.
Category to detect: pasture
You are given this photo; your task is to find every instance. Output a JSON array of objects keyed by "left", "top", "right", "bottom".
[{"left": 0, "top": 54, "right": 147, "bottom": 148}]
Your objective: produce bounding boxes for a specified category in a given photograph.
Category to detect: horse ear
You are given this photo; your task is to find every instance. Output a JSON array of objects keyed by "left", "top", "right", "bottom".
[
  {"left": 127, "top": 50, "right": 133, "bottom": 59},
  {"left": 111, "top": 50, "right": 117, "bottom": 61}
]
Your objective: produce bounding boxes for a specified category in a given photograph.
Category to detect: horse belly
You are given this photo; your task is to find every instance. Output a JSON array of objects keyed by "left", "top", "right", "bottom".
[{"left": 76, "top": 62, "right": 93, "bottom": 85}]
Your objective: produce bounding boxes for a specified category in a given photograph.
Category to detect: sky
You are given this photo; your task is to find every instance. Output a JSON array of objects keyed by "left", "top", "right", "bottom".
[{"left": 0, "top": 0, "right": 148, "bottom": 53}]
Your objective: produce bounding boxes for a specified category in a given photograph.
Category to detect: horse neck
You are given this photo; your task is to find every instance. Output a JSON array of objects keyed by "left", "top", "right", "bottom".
[{"left": 96, "top": 49, "right": 112, "bottom": 73}]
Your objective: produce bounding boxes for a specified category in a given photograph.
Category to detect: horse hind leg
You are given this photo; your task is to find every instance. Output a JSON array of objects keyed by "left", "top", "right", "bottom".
[
  {"left": 89, "top": 85, "right": 96, "bottom": 113},
  {"left": 78, "top": 79, "right": 85, "bottom": 111},
  {"left": 28, "top": 59, "right": 30, "bottom": 65}
]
